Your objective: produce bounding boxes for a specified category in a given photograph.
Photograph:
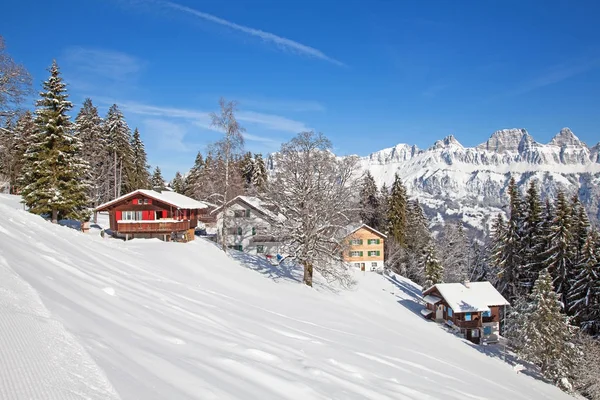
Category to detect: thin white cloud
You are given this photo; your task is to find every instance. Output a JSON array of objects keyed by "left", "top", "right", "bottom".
[
  {"left": 142, "top": 118, "right": 190, "bottom": 152},
  {"left": 63, "top": 47, "right": 143, "bottom": 81},
  {"left": 148, "top": 0, "right": 345, "bottom": 66},
  {"left": 238, "top": 97, "right": 326, "bottom": 113},
  {"left": 513, "top": 57, "right": 600, "bottom": 95},
  {"left": 95, "top": 98, "right": 305, "bottom": 143}
]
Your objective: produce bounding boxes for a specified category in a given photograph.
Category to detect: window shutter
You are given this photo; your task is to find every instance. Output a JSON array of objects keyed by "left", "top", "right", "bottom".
[
  {"left": 115, "top": 211, "right": 122, "bottom": 220},
  {"left": 147, "top": 199, "right": 152, "bottom": 204},
  {"left": 377, "top": 250, "right": 381, "bottom": 256},
  {"left": 162, "top": 210, "right": 168, "bottom": 218},
  {"left": 132, "top": 199, "right": 138, "bottom": 205},
  {"left": 359, "top": 251, "right": 363, "bottom": 257},
  {"left": 376, "top": 239, "right": 380, "bottom": 244}
]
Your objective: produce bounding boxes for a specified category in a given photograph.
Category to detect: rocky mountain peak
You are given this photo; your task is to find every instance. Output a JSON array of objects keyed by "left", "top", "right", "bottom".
[
  {"left": 477, "top": 128, "right": 529, "bottom": 152},
  {"left": 431, "top": 135, "right": 463, "bottom": 150},
  {"left": 549, "top": 128, "right": 585, "bottom": 147}
]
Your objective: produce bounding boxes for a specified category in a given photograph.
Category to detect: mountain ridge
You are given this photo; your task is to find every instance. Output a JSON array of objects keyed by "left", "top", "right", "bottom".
[{"left": 357, "top": 127, "right": 600, "bottom": 233}]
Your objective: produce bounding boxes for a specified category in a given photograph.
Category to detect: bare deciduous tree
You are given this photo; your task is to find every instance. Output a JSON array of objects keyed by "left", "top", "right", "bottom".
[
  {"left": 573, "top": 333, "right": 600, "bottom": 399},
  {"left": 0, "top": 36, "right": 32, "bottom": 119},
  {"left": 210, "top": 98, "right": 245, "bottom": 251},
  {"left": 265, "top": 131, "right": 359, "bottom": 287}
]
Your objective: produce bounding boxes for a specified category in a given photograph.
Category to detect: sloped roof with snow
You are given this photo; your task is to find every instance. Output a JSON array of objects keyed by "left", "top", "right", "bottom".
[
  {"left": 343, "top": 223, "right": 387, "bottom": 239},
  {"left": 424, "top": 282, "right": 509, "bottom": 313},
  {"left": 95, "top": 189, "right": 208, "bottom": 211},
  {"left": 211, "top": 195, "right": 284, "bottom": 221}
]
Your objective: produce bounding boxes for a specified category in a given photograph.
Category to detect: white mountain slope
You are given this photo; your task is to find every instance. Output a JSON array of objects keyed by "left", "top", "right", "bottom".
[
  {"left": 0, "top": 194, "right": 572, "bottom": 400},
  {"left": 360, "top": 128, "right": 600, "bottom": 232}
]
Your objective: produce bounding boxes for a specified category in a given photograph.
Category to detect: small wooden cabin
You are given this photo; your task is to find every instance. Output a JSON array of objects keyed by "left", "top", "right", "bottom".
[
  {"left": 422, "top": 281, "right": 509, "bottom": 344},
  {"left": 95, "top": 189, "right": 208, "bottom": 241}
]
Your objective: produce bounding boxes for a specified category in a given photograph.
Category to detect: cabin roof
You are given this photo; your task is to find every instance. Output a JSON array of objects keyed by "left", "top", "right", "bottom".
[
  {"left": 423, "top": 281, "right": 509, "bottom": 313},
  {"left": 344, "top": 223, "right": 387, "bottom": 239},
  {"left": 95, "top": 190, "right": 208, "bottom": 211},
  {"left": 211, "top": 195, "right": 284, "bottom": 221}
]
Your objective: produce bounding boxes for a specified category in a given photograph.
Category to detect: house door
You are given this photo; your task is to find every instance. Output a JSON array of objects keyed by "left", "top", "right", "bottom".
[
  {"left": 436, "top": 304, "right": 443, "bottom": 320},
  {"left": 360, "top": 263, "right": 365, "bottom": 271}
]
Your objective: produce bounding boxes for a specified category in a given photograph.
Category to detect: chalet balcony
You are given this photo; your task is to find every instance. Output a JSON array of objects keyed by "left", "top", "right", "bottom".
[
  {"left": 454, "top": 319, "right": 482, "bottom": 329},
  {"left": 117, "top": 219, "right": 193, "bottom": 233}
]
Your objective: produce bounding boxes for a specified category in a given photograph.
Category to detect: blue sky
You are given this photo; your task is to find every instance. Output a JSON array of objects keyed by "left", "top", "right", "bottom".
[{"left": 3, "top": 0, "right": 600, "bottom": 178}]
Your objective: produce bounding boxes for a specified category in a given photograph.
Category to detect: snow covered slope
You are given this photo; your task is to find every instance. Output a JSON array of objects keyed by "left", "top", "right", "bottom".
[
  {"left": 0, "top": 194, "right": 573, "bottom": 399},
  {"left": 360, "top": 128, "right": 600, "bottom": 232}
]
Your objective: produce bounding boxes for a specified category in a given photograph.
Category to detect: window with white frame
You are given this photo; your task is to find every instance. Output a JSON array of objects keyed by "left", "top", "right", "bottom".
[
  {"left": 122, "top": 211, "right": 143, "bottom": 221},
  {"left": 368, "top": 250, "right": 381, "bottom": 257},
  {"left": 349, "top": 239, "right": 363, "bottom": 245},
  {"left": 371, "top": 262, "right": 377, "bottom": 268},
  {"left": 367, "top": 239, "right": 380, "bottom": 245},
  {"left": 350, "top": 251, "right": 363, "bottom": 257}
]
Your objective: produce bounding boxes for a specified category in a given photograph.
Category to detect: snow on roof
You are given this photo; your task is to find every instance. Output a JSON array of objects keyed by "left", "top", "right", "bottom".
[
  {"left": 344, "top": 223, "right": 387, "bottom": 239},
  {"left": 212, "top": 195, "right": 284, "bottom": 221},
  {"left": 420, "top": 309, "right": 433, "bottom": 317},
  {"left": 423, "top": 294, "right": 442, "bottom": 305},
  {"left": 427, "top": 281, "right": 509, "bottom": 313},
  {"left": 96, "top": 189, "right": 208, "bottom": 211}
]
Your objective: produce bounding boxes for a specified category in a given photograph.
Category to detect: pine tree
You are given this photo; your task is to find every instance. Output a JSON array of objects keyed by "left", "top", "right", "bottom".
[
  {"left": 358, "top": 171, "right": 381, "bottom": 230},
  {"left": 379, "top": 183, "right": 390, "bottom": 232},
  {"left": 542, "top": 190, "right": 574, "bottom": 310},
  {"left": 151, "top": 166, "right": 166, "bottom": 191},
  {"left": 20, "top": 61, "right": 90, "bottom": 222},
  {"left": 513, "top": 269, "right": 577, "bottom": 389},
  {"left": 104, "top": 104, "right": 133, "bottom": 198},
  {"left": 569, "top": 195, "right": 590, "bottom": 270},
  {"left": 239, "top": 151, "right": 254, "bottom": 187},
  {"left": 387, "top": 173, "right": 408, "bottom": 247},
  {"left": 521, "top": 181, "right": 544, "bottom": 292},
  {"left": 489, "top": 213, "right": 506, "bottom": 287},
  {"left": 183, "top": 151, "right": 204, "bottom": 198},
  {"left": 497, "top": 177, "right": 525, "bottom": 303},
  {"left": 251, "top": 153, "right": 267, "bottom": 190},
  {"left": 74, "top": 98, "right": 105, "bottom": 206},
  {"left": 424, "top": 245, "right": 444, "bottom": 287},
  {"left": 171, "top": 171, "right": 185, "bottom": 194},
  {"left": 129, "top": 127, "right": 150, "bottom": 190},
  {"left": 568, "top": 230, "right": 600, "bottom": 335},
  {"left": 1, "top": 111, "right": 36, "bottom": 193}
]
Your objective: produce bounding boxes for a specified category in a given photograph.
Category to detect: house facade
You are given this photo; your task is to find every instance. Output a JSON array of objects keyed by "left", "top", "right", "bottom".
[
  {"left": 421, "top": 281, "right": 509, "bottom": 344},
  {"left": 213, "top": 196, "right": 283, "bottom": 255},
  {"left": 342, "top": 224, "right": 386, "bottom": 271},
  {"left": 95, "top": 189, "right": 208, "bottom": 241}
]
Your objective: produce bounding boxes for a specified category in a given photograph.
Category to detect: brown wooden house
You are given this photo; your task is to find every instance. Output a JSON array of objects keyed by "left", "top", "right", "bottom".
[
  {"left": 421, "top": 281, "right": 509, "bottom": 344},
  {"left": 95, "top": 189, "right": 208, "bottom": 241}
]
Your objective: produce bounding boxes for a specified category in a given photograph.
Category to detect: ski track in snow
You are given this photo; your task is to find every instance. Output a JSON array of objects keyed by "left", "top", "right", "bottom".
[{"left": 0, "top": 194, "right": 574, "bottom": 400}]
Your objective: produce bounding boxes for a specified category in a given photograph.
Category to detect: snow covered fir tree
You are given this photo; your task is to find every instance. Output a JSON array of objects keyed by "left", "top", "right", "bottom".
[
  {"left": 508, "top": 269, "right": 578, "bottom": 390},
  {"left": 20, "top": 61, "right": 90, "bottom": 223}
]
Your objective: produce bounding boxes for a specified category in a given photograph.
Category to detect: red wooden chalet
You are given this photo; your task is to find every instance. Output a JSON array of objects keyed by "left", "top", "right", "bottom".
[{"left": 95, "top": 189, "right": 208, "bottom": 241}]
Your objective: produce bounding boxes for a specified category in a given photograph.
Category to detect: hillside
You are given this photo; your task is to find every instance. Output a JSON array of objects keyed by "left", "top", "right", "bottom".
[
  {"left": 359, "top": 127, "right": 600, "bottom": 233},
  {"left": 0, "top": 194, "right": 573, "bottom": 399}
]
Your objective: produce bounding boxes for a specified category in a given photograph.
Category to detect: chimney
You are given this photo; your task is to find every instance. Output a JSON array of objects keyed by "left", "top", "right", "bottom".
[{"left": 463, "top": 280, "right": 470, "bottom": 288}]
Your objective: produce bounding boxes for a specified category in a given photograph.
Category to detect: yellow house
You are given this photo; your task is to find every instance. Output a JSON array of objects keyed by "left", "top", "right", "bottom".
[{"left": 343, "top": 224, "right": 386, "bottom": 271}]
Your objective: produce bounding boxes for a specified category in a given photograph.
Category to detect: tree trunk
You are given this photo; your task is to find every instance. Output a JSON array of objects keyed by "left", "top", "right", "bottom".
[
  {"left": 51, "top": 209, "right": 58, "bottom": 224},
  {"left": 303, "top": 262, "right": 313, "bottom": 287}
]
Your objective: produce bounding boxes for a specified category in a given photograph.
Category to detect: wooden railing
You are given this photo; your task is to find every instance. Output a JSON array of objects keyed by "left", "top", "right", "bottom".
[
  {"left": 454, "top": 319, "right": 482, "bottom": 329},
  {"left": 117, "top": 220, "right": 192, "bottom": 233}
]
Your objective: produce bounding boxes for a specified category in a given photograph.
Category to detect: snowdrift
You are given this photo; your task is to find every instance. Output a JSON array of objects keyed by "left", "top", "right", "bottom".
[{"left": 0, "top": 194, "right": 572, "bottom": 399}]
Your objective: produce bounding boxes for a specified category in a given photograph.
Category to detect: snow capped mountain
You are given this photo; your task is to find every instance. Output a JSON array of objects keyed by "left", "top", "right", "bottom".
[{"left": 360, "top": 128, "right": 600, "bottom": 233}]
